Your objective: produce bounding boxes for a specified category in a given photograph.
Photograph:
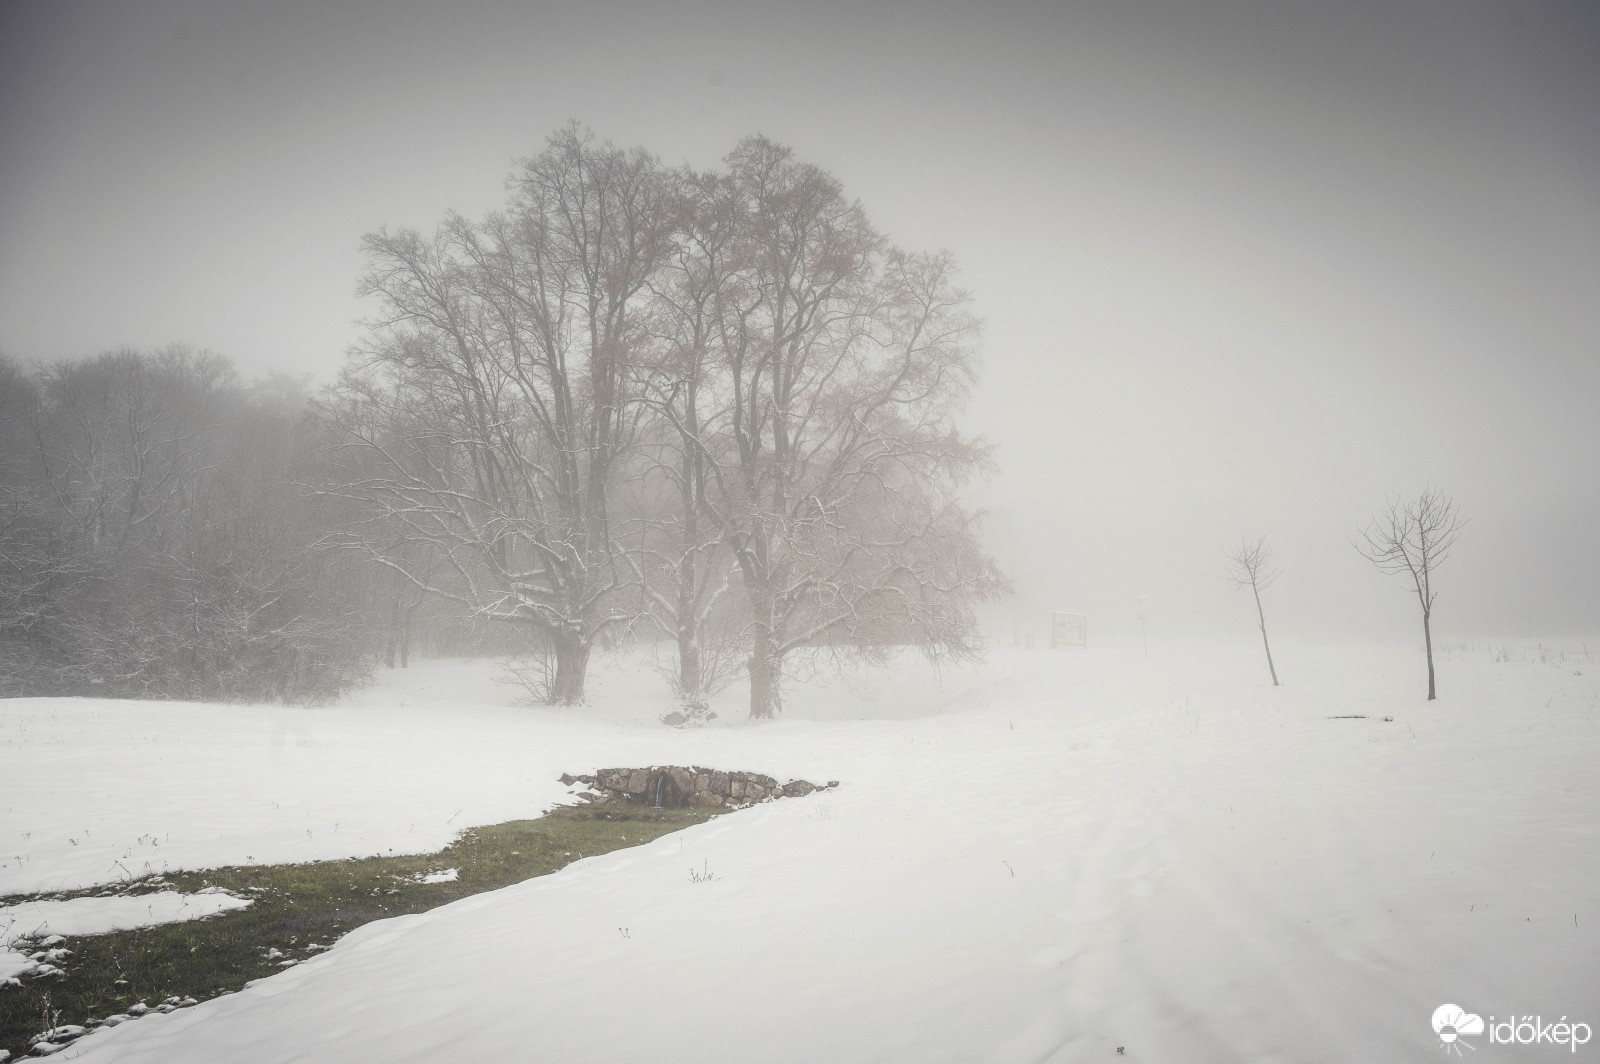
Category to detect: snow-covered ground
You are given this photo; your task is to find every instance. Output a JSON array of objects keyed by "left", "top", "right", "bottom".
[
  {"left": 1, "top": 891, "right": 252, "bottom": 949},
  {"left": 3, "top": 639, "right": 1596, "bottom": 1062}
]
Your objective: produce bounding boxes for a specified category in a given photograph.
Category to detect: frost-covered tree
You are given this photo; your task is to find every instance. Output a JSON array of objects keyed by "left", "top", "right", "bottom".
[
  {"left": 0, "top": 349, "right": 371, "bottom": 701},
  {"left": 332, "top": 124, "right": 670, "bottom": 704},
  {"left": 1356, "top": 488, "right": 1466, "bottom": 700},
  {"left": 332, "top": 128, "right": 1005, "bottom": 715},
  {"left": 708, "top": 137, "right": 1006, "bottom": 718}
]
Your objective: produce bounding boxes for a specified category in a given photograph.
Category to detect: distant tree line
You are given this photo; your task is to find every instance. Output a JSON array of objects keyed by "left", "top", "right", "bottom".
[
  {"left": 0, "top": 126, "right": 1006, "bottom": 714},
  {"left": 0, "top": 349, "right": 366, "bottom": 701}
]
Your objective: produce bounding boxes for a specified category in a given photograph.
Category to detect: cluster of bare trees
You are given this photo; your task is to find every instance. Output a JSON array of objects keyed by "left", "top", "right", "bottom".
[
  {"left": 0, "top": 349, "right": 375, "bottom": 701},
  {"left": 0, "top": 129, "right": 1002, "bottom": 712},
  {"left": 1227, "top": 488, "right": 1466, "bottom": 700},
  {"left": 324, "top": 125, "right": 1005, "bottom": 716}
]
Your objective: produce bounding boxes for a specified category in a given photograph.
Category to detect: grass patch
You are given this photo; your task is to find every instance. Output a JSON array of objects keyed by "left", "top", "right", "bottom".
[{"left": 1, "top": 804, "right": 721, "bottom": 1058}]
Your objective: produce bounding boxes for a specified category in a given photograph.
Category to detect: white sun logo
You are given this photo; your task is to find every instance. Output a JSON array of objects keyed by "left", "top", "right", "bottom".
[{"left": 1433, "top": 1004, "right": 1484, "bottom": 1055}]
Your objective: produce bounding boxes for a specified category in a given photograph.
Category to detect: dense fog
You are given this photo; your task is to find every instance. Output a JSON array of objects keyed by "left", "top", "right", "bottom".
[{"left": 2, "top": 0, "right": 1596, "bottom": 683}]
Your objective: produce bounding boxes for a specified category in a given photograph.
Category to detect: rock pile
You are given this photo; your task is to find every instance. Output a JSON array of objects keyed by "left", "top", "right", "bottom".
[{"left": 560, "top": 767, "right": 836, "bottom": 809}]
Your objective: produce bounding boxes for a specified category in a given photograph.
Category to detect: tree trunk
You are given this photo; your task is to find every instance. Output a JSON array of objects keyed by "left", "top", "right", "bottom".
[
  {"left": 384, "top": 595, "right": 400, "bottom": 669},
  {"left": 551, "top": 630, "right": 592, "bottom": 705},
  {"left": 678, "top": 629, "right": 702, "bottom": 699},
  {"left": 1253, "top": 585, "right": 1279, "bottom": 686},
  {"left": 1423, "top": 608, "right": 1436, "bottom": 700},
  {"left": 677, "top": 539, "right": 701, "bottom": 697},
  {"left": 398, "top": 605, "right": 413, "bottom": 668},
  {"left": 748, "top": 629, "right": 779, "bottom": 719}
]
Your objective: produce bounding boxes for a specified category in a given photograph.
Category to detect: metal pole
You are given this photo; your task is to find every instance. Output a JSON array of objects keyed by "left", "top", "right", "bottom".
[{"left": 1136, "top": 595, "right": 1148, "bottom": 660}]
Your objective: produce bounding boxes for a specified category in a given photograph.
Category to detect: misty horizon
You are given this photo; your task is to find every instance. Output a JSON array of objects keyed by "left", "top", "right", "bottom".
[{"left": 3, "top": 0, "right": 1597, "bottom": 643}]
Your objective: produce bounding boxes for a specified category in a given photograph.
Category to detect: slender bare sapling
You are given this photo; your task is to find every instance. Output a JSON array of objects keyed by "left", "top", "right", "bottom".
[
  {"left": 1225, "top": 536, "right": 1280, "bottom": 686},
  {"left": 1355, "top": 488, "right": 1466, "bottom": 700}
]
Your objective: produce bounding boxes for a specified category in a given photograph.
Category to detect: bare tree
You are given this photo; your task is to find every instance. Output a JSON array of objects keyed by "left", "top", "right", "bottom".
[
  {"left": 1356, "top": 488, "right": 1466, "bottom": 700},
  {"left": 1225, "top": 535, "right": 1280, "bottom": 686},
  {"left": 333, "top": 124, "right": 670, "bottom": 703},
  {"left": 710, "top": 137, "right": 1006, "bottom": 718},
  {"left": 621, "top": 165, "right": 748, "bottom": 701}
]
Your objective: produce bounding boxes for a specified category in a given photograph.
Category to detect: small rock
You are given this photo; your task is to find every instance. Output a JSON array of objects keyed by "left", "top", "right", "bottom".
[
  {"left": 660, "top": 711, "right": 687, "bottom": 727},
  {"left": 38, "top": 936, "right": 65, "bottom": 947},
  {"left": 127, "top": 1003, "right": 149, "bottom": 1016},
  {"left": 100, "top": 1015, "right": 130, "bottom": 1027},
  {"left": 28, "top": 1043, "right": 62, "bottom": 1057},
  {"left": 179, "top": 997, "right": 198, "bottom": 1007},
  {"left": 29, "top": 1027, "right": 85, "bottom": 1046},
  {"left": 156, "top": 1003, "right": 178, "bottom": 1013}
]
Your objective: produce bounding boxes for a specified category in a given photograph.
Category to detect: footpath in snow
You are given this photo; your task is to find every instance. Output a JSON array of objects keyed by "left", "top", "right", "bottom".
[{"left": 2, "top": 640, "right": 1596, "bottom": 1062}]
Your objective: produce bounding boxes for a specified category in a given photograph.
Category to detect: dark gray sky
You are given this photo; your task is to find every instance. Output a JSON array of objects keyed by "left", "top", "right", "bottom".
[{"left": 3, "top": 0, "right": 1597, "bottom": 640}]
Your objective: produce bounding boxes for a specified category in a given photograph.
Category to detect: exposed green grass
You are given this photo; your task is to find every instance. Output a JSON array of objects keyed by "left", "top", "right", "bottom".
[{"left": 1, "top": 804, "right": 721, "bottom": 1058}]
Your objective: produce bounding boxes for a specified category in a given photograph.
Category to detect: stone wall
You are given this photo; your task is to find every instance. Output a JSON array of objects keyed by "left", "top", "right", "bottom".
[{"left": 559, "top": 767, "right": 836, "bottom": 809}]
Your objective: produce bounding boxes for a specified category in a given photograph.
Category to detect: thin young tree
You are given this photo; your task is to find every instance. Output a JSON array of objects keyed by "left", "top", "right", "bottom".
[
  {"left": 1355, "top": 488, "right": 1466, "bottom": 700},
  {"left": 1224, "top": 535, "right": 1280, "bottom": 686},
  {"left": 623, "top": 165, "right": 747, "bottom": 701}
]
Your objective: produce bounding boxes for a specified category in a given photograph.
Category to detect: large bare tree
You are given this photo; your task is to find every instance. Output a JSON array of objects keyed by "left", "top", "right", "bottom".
[
  {"left": 710, "top": 137, "right": 1005, "bottom": 718},
  {"left": 333, "top": 125, "right": 670, "bottom": 703},
  {"left": 1356, "top": 488, "right": 1466, "bottom": 700},
  {"left": 1225, "top": 535, "right": 1280, "bottom": 686}
]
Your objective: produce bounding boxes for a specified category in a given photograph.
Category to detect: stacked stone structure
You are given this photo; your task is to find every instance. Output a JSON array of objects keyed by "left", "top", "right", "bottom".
[{"left": 559, "top": 767, "right": 835, "bottom": 808}]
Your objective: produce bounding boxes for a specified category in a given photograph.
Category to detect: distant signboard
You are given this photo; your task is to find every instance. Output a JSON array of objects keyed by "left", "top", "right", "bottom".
[{"left": 1051, "top": 612, "right": 1087, "bottom": 649}]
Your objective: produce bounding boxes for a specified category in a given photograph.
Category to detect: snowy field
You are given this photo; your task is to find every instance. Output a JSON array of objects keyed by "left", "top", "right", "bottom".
[{"left": 2, "top": 639, "right": 1597, "bottom": 1062}]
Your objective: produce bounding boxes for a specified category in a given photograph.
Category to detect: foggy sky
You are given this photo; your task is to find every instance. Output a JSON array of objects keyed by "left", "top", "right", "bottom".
[{"left": 3, "top": 0, "right": 1597, "bottom": 642}]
